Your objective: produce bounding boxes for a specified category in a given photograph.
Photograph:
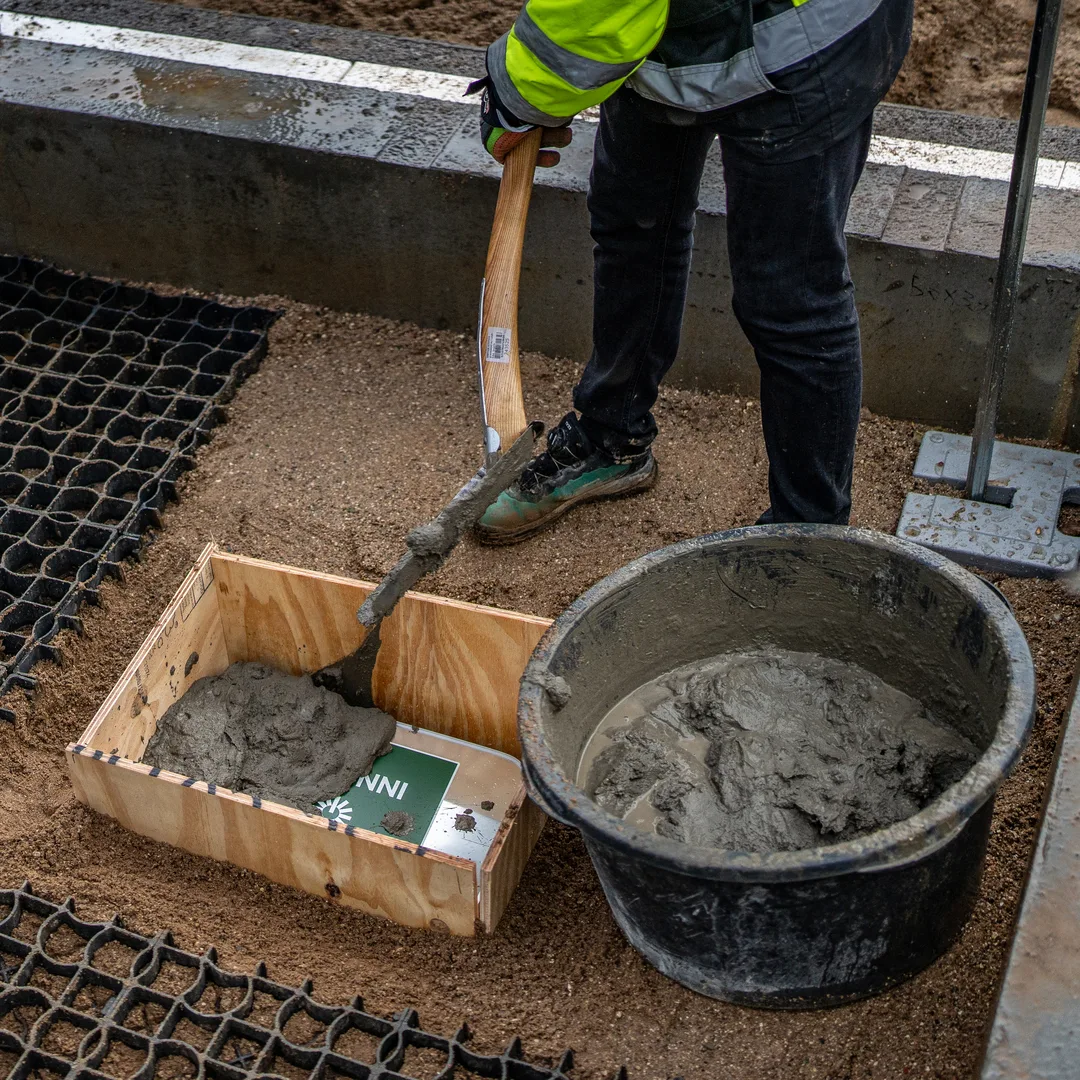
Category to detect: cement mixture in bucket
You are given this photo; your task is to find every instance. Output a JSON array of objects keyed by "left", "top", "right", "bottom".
[
  {"left": 144, "top": 662, "right": 397, "bottom": 812},
  {"left": 578, "top": 650, "right": 978, "bottom": 853}
]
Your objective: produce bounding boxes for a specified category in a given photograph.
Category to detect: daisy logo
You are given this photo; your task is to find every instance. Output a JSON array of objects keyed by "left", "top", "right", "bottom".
[{"left": 317, "top": 796, "right": 353, "bottom": 824}]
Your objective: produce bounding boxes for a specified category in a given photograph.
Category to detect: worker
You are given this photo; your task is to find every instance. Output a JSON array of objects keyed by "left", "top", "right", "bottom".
[{"left": 471, "top": 0, "right": 914, "bottom": 544}]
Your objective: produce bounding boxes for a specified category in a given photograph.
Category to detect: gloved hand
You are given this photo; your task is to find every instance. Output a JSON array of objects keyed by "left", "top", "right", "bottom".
[{"left": 467, "top": 75, "right": 573, "bottom": 167}]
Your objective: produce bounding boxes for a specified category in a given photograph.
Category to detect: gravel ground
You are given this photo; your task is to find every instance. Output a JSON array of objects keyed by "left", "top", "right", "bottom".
[
  {"left": 1, "top": 301, "right": 1078, "bottom": 1080},
  {"left": 170, "top": 0, "right": 1080, "bottom": 126}
]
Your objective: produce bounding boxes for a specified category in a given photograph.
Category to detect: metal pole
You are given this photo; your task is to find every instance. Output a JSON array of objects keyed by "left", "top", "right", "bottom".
[{"left": 965, "top": 0, "right": 1064, "bottom": 501}]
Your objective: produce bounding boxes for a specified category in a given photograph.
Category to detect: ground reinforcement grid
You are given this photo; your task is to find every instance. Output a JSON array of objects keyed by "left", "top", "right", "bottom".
[
  {"left": 0, "top": 884, "right": 607, "bottom": 1080},
  {"left": 0, "top": 257, "right": 277, "bottom": 720}
]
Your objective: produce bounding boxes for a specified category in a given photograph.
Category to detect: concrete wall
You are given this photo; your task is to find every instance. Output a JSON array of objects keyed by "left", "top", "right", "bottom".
[{"left": 2, "top": 0, "right": 1079, "bottom": 445}]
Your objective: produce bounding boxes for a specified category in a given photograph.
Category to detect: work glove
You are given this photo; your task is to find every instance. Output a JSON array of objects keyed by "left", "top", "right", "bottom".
[{"left": 466, "top": 74, "right": 573, "bottom": 167}]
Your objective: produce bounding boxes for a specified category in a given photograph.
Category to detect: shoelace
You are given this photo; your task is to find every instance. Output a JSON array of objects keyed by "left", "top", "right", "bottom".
[{"left": 520, "top": 419, "right": 591, "bottom": 493}]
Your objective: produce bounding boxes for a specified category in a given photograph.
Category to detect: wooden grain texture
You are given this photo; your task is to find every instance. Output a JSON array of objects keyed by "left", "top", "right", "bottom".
[
  {"left": 211, "top": 553, "right": 370, "bottom": 675},
  {"left": 478, "top": 783, "right": 547, "bottom": 933},
  {"left": 211, "top": 551, "right": 549, "bottom": 757},
  {"left": 67, "top": 753, "right": 478, "bottom": 934},
  {"left": 81, "top": 544, "right": 229, "bottom": 761},
  {"left": 478, "top": 128, "right": 541, "bottom": 455},
  {"left": 67, "top": 547, "right": 553, "bottom": 934}
]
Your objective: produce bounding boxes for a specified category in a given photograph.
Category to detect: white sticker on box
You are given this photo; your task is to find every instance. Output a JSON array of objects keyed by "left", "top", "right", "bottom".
[{"left": 485, "top": 327, "right": 512, "bottom": 364}]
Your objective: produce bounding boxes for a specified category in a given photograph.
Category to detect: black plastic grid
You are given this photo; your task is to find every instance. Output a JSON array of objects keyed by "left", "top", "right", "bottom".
[
  {"left": 0, "top": 256, "right": 276, "bottom": 720},
  {"left": 0, "top": 884, "right": 613, "bottom": 1080}
]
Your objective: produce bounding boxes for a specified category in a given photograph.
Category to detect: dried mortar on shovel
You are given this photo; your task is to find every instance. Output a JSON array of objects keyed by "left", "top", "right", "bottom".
[{"left": 145, "top": 431, "right": 543, "bottom": 812}]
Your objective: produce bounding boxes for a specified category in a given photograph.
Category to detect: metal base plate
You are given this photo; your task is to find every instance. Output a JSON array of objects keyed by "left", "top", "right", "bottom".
[{"left": 897, "top": 431, "right": 1080, "bottom": 576}]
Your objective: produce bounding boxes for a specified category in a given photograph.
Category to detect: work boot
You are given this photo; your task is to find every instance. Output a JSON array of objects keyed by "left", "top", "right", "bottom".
[{"left": 475, "top": 412, "right": 657, "bottom": 545}]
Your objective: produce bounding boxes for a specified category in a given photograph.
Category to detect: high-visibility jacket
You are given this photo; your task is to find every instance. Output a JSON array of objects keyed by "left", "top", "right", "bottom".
[{"left": 487, "top": 0, "right": 890, "bottom": 127}]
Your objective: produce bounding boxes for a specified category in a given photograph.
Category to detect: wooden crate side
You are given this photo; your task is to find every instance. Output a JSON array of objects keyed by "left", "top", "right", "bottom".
[
  {"left": 211, "top": 554, "right": 370, "bottom": 675},
  {"left": 76, "top": 545, "right": 229, "bottom": 759},
  {"left": 376, "top": 596, "right": 547, "bottom": 758},
  {"left": 210, "top": 552, "right": 550, "bottom": 757},
  {"left": 67, "top": 751, "right": 479, "bottom": 935},
  {"left": 478, "top": 784, "right": 547, "bottom": 932}
]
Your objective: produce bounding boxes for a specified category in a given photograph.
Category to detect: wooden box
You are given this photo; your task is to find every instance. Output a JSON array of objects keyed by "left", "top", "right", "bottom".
[{"left": 66, "top": 545, "right": 552, "bottom": 935}]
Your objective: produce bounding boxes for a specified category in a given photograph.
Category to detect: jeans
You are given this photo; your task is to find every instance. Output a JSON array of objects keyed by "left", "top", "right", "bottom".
[{"left": 573, "top": 88, "right": 874, "bottom": 525}]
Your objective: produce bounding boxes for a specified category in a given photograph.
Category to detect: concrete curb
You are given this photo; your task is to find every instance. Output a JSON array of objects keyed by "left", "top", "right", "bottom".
[
  {"left": 1, "top": 0, "right": 1079, "bottom": 444},
  {"left": 981, "top": 658, "right": 1080, "bottom": 1079}
]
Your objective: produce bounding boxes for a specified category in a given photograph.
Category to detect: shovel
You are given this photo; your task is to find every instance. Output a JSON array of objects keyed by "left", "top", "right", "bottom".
[
  {"left": 477, "top": 127, "right": 544, "bottom": 465},
  {"left": 318, "top": 131, "right": 545, "bottom": 708}
]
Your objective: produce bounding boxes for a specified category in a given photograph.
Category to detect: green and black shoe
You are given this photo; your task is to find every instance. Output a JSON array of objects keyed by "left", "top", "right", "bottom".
[{"left": 475, "top": 412, "right": 657, "bottom": 545}]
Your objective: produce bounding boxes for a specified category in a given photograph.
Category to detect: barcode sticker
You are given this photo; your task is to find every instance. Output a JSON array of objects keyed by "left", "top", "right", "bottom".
[{"left": 485, "top": 326, "right": 512, "bottom": 364}]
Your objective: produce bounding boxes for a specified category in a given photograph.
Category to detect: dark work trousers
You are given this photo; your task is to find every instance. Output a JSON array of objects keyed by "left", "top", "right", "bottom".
[{"left": 573, "top": 90, "right": 873, "bottom": 525}]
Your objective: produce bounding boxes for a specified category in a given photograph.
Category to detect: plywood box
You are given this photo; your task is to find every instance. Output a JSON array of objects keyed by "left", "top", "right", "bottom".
[{"left": 66, "top": 545, "right": 552, "bottom": 935}]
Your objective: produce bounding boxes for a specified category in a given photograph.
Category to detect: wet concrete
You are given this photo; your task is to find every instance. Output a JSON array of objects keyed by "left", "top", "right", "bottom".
[
  {"left": 144, "top": 662, "right": 397, "bottom": 812},
  {"left": 519, "top": 526, "right": 1034, "bottom": 1004},
  {"left": 380, "top": 810, "right": 415, "bottom": 836},
  {"left": 579, "top": 650, "right": 979, "bottom": 854}
]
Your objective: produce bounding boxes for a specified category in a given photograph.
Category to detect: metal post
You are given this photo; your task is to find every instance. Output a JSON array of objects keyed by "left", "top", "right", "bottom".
[{"left": 965, "top": 0, "right": 1065, "bottom": 501}]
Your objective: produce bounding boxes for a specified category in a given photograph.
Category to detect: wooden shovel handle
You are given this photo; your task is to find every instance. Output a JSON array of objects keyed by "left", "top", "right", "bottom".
[{"left": 479, "top": 127, "right": 542, "bottom": 459}]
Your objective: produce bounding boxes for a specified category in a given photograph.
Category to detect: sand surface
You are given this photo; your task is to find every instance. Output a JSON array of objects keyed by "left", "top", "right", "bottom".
[
  {"left": 1, "top": 300, "right": 1078, "bottom": 1080},
  {"left": 171, "top": 0, "right": 1080, "bottom": 126}
]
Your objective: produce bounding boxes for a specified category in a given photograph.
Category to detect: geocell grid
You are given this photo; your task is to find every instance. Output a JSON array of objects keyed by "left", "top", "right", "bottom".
[
  {"left": 0, "top": 883, "right": 599, "bottom": 1080},
  {"left": 0, "top": 256, "right": 276, "bottom": 718}
]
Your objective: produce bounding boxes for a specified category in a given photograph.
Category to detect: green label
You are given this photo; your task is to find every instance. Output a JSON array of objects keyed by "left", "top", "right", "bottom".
[{"left": 317, "top": 745, "right": 458, "bottom": 845}]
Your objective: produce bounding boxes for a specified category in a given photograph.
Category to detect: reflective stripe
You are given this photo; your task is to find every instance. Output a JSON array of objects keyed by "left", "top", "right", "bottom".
[
  {"left": 487, "top": 31, "right": 570, "bottom": 126},
  {"left": 630, "top": 0, "right": 887, "bottom": 112},
  {"left": 631, "top": 48, "right": 773, "bottom": 112},
  {"left": 757, "top": 0, "right": 885, "bottom": 70},
  {"left": 513, "top": 7, "right": 641, "bottom": 92}
]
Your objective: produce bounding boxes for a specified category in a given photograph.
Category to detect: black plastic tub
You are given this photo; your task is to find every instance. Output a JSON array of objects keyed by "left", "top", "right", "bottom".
[{"left": 517, "top": 525, "right": 1036, "bottom": 1008}]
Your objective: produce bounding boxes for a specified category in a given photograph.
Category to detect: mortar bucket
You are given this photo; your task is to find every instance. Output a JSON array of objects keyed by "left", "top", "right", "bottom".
[{"left": 517, "top": 525, "right": 1035, "bottom": 1007}]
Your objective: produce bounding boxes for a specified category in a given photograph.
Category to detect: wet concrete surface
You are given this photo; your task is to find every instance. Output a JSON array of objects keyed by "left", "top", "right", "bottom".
[
  {"left": 9, "top": 0, "right": 1080, "bottom": 161},
  {"left": 0, "top": 37, "right": 424, "bottom": 155},
  {"left": 144, "top": 661, "right": 397, "bottom": 813},
  {"left": 580, "top": 650, "right": 979, "bottom": 854}
]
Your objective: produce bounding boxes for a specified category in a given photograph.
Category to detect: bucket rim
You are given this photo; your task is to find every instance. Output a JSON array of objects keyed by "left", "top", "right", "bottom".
[{"left": 517, "top": 524, "right": 1036, "bottom": 883}]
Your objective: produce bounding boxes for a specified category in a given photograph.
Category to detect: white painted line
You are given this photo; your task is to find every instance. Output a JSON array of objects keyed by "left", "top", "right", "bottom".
[
  {"left": 0, "top": 11, "right": 353, "bottom": 83},
  {"left": 2, "top": 9, "right": 1078, "bottom": 193},
  {"left": 867, "top": 133, "right": 1069, "bottom": 189},
  {"left": 339, "top": 59, "right": 472, "bottom": 102}
]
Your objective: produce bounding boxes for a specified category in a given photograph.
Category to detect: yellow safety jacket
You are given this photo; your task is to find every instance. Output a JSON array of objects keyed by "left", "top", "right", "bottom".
[{"left": 487, "top": 0, "right": 890, "bottom": 127}]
